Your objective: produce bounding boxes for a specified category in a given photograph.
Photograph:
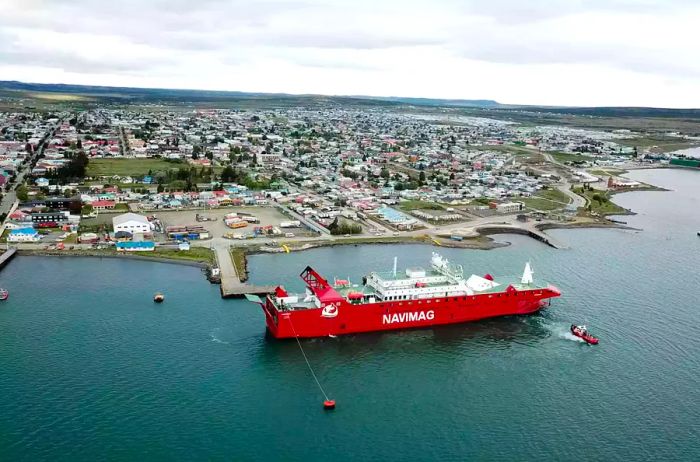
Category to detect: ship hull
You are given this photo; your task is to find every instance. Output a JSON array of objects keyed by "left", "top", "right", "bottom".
[{"left": 262, "top": 287, "right": 560, "bottom": 339}]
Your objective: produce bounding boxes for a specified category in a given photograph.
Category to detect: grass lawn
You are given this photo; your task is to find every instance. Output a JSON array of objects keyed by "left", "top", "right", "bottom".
[
  {"left": 484, "top": 144, "right": 544, "bottom": 163},
  {"left": 617, "top": 136, "right": 700, "bottom": 152},
  {"left": 87, "top": 158, "right": 184, "bottom": 177},
  {"left": 549, "top": 151, "right": 597, "bottom": 163},
  {"left": 230, "top": 248, "right": 247, "bottom": 278},
  {"left": 154, "top": 247, "right": 215, "bottom": 264},
  {"left": 398, "top": 200, "right": 445, "bottom": 211},
  {"left": 62, "top": 234, "right": 78, "bottom": 244},
  {"left": 573, "top": 187, "right": 626, "bottom": 216},
  {"left": 521, "top": 188, "right": 570, "bottom": 211},
  {"left": 589, "top": 168, "right": 626, "bottom": 177}
]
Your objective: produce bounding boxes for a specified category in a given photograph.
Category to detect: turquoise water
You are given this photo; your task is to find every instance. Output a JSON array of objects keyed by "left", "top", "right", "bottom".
[{"left": 1, "top": 169, "right": 699, "bottom": 461}]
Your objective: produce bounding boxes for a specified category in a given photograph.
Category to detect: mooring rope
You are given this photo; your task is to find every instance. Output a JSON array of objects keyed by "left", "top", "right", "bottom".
[{"left": 288, "top": 317, "right": 330, "bottom": 401}]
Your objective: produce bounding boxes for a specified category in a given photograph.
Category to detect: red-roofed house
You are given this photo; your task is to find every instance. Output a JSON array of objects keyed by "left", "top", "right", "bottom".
[{"left": 91, "top": 200, "right": 116, "bottom": 211}]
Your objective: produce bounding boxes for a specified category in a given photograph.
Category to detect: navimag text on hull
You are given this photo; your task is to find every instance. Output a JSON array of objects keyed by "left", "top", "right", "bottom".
[{"left": 245, "top": 253, "right": 561, "bottom": 339}]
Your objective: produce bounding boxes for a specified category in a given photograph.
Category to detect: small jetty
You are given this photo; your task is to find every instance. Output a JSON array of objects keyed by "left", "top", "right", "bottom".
[
  {"left": 0, "top": 248, "right": 17, "bottom": 271},
  {"left": 474, "top": 225, "right": 567, "bottom": 249},
  {"left": 215, "top": 246, "right": 274, "bottom": 299}
]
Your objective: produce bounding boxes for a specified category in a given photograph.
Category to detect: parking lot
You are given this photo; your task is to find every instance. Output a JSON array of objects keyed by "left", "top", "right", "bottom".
[{"left": 153, "top": 206, "right": 314, "bottom": 240}]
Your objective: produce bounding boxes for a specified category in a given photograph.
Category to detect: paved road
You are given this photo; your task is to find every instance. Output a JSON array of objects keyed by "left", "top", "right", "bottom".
[{"left": 0, "top": 120, "right": 62, "bottom": 217}]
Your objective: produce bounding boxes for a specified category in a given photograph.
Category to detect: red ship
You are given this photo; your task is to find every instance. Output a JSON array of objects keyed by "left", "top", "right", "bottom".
[{"left": 246, "top": 253, "right": 561, "bottom": 339}]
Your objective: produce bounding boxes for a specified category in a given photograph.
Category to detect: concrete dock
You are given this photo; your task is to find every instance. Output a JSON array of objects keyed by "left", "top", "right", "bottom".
[
  {"left": 0, "top": 248, "right": 17, "bottom": 271},
  {"left": 473, "top": 225, "right": 568, "bottom": 249},
  {"left": 214, "top": 245, "right": 275, "bottom": 298}
]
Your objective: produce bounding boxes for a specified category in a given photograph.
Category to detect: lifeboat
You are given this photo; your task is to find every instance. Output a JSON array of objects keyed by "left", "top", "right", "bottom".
[
  {"left": 153, "top": 293, "right": 165, "bottom": 303},
  {"left": 347, "top": 292, "right": 364, "bottom": 300},
  {"left": 570, "top": 324, "right": 598, "bottom": 345},
  {"left": 415, "top": 282, "right": 427, "bottom": 288}
]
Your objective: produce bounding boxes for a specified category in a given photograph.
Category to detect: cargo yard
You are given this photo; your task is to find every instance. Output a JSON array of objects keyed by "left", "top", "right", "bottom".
[{"left": 153, "top": 207, "right": 315, "bottom": 241}]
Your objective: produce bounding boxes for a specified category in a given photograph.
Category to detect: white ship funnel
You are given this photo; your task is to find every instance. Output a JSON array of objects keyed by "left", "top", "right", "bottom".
[{"left": 521, "top": 262, "right": 534, "bottom": 285}]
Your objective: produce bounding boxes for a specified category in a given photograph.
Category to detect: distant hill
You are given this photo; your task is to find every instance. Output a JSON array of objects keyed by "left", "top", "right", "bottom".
[
  {"left": 352, "top": 95, "right": 501, "bottom": 108},
  {"left": 501, "top": 105, "right": 700, "bottom": 119},
  {"left": 0, "top": 80, "right": 500, "bottom": 108},
  {"left": 1, "top": 80, "right": 698, "bottom": 118}
]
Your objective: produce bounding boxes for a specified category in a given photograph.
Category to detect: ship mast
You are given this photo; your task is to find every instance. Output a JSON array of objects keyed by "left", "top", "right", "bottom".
[{"left": 521, "top": 262, "right": 534, "bottom": 285}]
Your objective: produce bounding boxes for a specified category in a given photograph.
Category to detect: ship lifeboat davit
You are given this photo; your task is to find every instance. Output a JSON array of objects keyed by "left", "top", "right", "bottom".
[
  {"left": 347, "top": 292, "right": 364, "bottom": 300},
  {"left": 153, "top": 293, "right": 165, "bottom": 303},
  {"left": 323, "top": 399, "right": 336, "bottom": 410},
  {"left": 571, "top": 324, "right": 598, "bottom": 345}
]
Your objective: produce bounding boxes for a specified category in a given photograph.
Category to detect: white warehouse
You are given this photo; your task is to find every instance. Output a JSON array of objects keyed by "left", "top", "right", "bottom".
[{"left": 112, "top": 213, "right": 152, "bottom": 234}]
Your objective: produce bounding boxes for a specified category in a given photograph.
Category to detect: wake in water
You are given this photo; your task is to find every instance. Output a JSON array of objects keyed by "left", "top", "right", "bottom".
[
  {"left": 560, "top": 331, "right": 585, "bottom": 343},
  {"left": 209, "top": 328, "right": 230, "bottom": 345},
  {"left": 547, "top": 326, "right": 585, "bottom": 343}
]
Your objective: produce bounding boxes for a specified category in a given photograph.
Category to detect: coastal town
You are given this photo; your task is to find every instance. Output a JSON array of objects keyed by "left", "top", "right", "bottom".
[{"left": 1, "top": 106, "right": 698, "bottom": 294}]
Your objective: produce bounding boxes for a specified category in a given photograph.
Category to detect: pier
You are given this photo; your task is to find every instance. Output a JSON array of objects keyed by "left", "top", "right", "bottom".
[
  {"left": 474, "top": 225, "right": 567, "bottom": 249},
  {"left": 0, "top": 248, "right": 17, "bottom": 271},
  {"left": 214, "top": 245, "right": 275, "bottom": 298}
]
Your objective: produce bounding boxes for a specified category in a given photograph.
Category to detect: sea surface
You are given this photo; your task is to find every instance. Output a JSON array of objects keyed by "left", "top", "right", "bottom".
[{"left": 1, "top": 169, "right": 699, "bottom": 461}]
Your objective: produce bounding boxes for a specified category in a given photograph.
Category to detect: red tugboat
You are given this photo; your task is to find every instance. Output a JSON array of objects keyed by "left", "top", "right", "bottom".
[
  {"left": 570, "top": 324, "right": 599, "bottom": 345},
  {"left": 246, "top": 253, "right": 561, "bottom": 339}
]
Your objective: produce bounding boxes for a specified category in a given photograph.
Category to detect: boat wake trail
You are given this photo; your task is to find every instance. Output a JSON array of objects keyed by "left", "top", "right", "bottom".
[
  {"left": 209, "top": 328, "right": 230, "bottom": 345},
  {"left": 559, "top": 330, "right": 584, "bottom": 343}
]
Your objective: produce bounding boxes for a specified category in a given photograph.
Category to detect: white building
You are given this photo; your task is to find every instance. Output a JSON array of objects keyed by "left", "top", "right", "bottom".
[
  {"left": 8, "top": 227, "right": 41, "bottom": 242},
  {"left": 496, "top": 202, "right": 524, "bottom": 213},
  {"left": 112, "top": 213, "right": 151, "bottom": 234}
]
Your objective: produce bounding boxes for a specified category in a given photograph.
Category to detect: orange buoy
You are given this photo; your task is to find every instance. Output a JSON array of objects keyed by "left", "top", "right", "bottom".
[{"left": 323, "top": 400, "right": 336, "bottom": 410}]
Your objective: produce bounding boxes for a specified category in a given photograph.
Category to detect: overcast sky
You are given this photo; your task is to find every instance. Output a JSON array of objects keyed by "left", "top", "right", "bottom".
[{"left": 1, "top": 0, "right": 699, "bottom": 107}]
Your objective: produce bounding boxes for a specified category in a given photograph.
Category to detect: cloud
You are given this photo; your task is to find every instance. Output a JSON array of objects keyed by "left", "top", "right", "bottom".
[{"left": 0, "top": 0, "right": 699, "bottom": 106}]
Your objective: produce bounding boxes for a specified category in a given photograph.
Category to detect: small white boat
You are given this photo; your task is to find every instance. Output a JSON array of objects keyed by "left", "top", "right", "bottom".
[{"left": 0, "top": 288, "right": 9, "bottom": 301}]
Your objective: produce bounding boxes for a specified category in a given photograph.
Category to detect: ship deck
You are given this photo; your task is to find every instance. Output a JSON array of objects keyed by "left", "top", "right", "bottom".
[{"left": 330, "top": 276, "right": 551, "bottom": 299}]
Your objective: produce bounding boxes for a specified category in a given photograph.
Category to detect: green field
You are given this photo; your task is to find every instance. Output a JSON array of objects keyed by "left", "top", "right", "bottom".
[
  {"left": 483, "top": 144, "right": 544, "bottom": 163},
  {"left": 549, "top": 151, "right": 597, "bottom": 163},
  {"left": 153, "top": 247, "right": 215, "bottom": 264},
  {"left": 398, "top": 200, "right": 445, "bottom": 211},
  {"left": 617, "top": 136, "right": 700, "bottom": 152},
  {"left": 87, "top": 158, "right": 184, "bottom": 177},
  {"left": 589, "top": 168, "right": 626, "bottom": 177},
  {"left": 573, "top": 187, "right": 627, "bottom": 216},
  {"left": 521, "top": 188, "right": 571, "bottom": 211}
]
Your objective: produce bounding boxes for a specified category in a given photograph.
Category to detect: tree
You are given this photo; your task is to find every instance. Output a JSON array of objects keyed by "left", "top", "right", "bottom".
[
  {"left": 419, "top": 171, "right": 426, "bottom": 184},
  {"left": 157, "top": 183, "right": 165, "bottom": 193},
  {"left": 16, "top": 184, "right": 29, "bottom": 201}
]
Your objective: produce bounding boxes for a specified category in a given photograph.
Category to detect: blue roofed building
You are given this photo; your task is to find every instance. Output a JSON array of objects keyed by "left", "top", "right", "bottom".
[
  {"left": 7, "top": 227, "right": 41, "bottom": 242},
  {"left": 115, "top": 241, "right": 155, "bottom": 252}
]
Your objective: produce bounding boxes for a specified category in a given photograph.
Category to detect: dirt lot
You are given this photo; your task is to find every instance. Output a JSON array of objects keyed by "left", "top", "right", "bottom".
[{"left": 153, "top": 207, "right": 311, "bottom": 239}]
